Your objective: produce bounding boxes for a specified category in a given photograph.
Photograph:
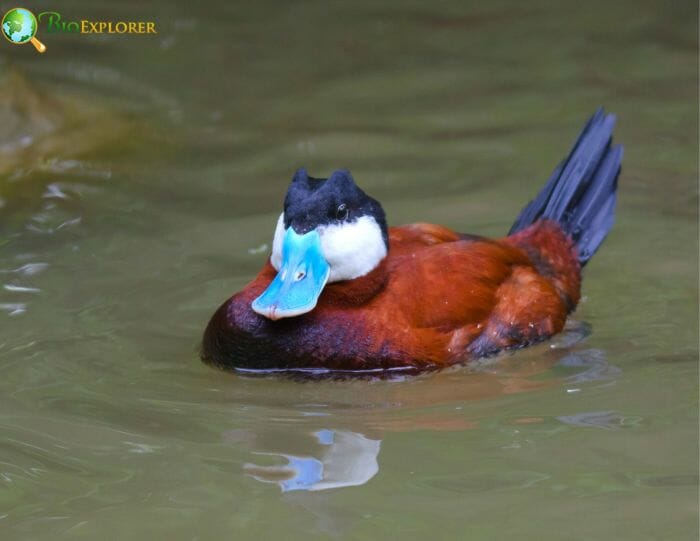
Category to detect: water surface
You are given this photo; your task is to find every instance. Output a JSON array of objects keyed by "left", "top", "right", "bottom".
[{"left": 0, "top": 1, "right": 698, "bottom": 539}]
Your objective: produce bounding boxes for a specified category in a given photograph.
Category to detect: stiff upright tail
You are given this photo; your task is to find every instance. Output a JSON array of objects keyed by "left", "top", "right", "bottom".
[{"left": 509, "top": 108, "right": 623, "bottom": 265}]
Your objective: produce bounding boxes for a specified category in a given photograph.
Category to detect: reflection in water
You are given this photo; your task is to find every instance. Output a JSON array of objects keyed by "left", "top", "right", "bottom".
[
  {"left": 239, "top": 348, "right": 624, "bottom": 492},
  {"left": 556, "top": 348, "right": 622, "bottom": 385},
  {"left": 552, "top": 350, "right": 635, "bottom": 430},
  {"left": 244, "top": 429, "right": 381, "bottom": 492},
  {"left": 239, "top": 346, "right": 623, "bottom": 495}
]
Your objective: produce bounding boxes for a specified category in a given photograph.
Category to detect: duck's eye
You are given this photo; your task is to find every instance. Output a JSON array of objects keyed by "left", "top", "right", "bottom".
[{"left": 335, "top": 203, "right": 348, "bottom": 221}]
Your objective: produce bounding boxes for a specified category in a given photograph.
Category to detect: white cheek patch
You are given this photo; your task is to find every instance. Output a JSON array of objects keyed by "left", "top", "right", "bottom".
[
  {"left": 270, "top": 213, "right": 285, "bottom": 270},
  {"left": 318, "top": 215, "right": 387, "bottom": 282}
]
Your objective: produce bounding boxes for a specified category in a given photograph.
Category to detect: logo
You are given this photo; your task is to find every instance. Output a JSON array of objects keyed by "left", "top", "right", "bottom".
[
  {"left": 2, "top": 8, "right": 157, "bottom": 53},
  {"left": 2, "top": 8, "right": 46, "bottom": 52}
]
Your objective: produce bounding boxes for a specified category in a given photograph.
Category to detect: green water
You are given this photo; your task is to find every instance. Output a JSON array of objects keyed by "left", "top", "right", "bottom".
[{"left": 1, "top": 1, "right": 698, "bottom": 539}]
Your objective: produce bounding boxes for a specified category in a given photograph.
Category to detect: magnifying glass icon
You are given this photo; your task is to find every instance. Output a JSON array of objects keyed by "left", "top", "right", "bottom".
[{"left": 2, "top": 8, "right": 47, "bottom": 53}]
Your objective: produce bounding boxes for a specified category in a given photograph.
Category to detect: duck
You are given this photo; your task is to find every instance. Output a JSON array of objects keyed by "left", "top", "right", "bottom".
[{"left": 202, "top": 108, "right": 623, "bottom": 374}]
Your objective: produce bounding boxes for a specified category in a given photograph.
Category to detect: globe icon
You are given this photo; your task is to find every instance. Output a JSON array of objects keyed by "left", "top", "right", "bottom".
[{"left": 2, "top": 8, "right": 46, "bottom": 52}]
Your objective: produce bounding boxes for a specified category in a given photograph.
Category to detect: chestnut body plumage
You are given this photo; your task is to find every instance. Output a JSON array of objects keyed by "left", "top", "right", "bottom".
[{"left": 202, "top": 109, "right": 622, "bottom": 374}]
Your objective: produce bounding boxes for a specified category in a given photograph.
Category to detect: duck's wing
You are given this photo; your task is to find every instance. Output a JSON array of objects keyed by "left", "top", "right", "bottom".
[
  {"left": 383, "top": 228, "right": 571, "bottom": 361},
  {"left": 386, "top": 233, "right": 526, "bottom": 329}
]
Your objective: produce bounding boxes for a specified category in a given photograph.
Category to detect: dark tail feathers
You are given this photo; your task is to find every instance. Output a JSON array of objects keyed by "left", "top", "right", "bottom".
[{"left": 509, "top": 108, "right": 623, "bottom": 265}]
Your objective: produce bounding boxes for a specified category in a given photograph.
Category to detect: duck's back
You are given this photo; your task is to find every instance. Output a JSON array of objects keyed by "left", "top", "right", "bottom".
[{"left": 377, "top": 221, "right": 580, "bottom": 362}]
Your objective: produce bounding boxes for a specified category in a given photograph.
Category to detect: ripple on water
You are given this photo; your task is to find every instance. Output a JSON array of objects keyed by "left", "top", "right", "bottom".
[
  {"left": 0, "top": 261, "right": 48, "bottom": 318},
  {"left": 0, "top": 303, "right": 26, "bottom": 316},
  {"left": 414, "top": 470, "right": 553, "bottom": 495},
  {"left": 556, "top": 411, "right": 644, "bottom": 430}
]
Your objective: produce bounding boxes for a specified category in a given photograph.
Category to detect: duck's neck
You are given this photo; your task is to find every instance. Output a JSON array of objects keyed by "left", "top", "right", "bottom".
[{"left": 322, "top": 259, "right": 389, "bottom": 307}]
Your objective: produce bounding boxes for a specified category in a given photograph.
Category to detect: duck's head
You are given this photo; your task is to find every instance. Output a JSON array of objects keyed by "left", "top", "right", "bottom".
[{"left": 252, "top": 168, "right": 388, "bottom": 320}]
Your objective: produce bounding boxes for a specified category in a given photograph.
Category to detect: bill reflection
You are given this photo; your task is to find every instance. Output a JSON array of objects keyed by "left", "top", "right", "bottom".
[{"left": 244, "top": 429, "right": 381, "bottom": 492}]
